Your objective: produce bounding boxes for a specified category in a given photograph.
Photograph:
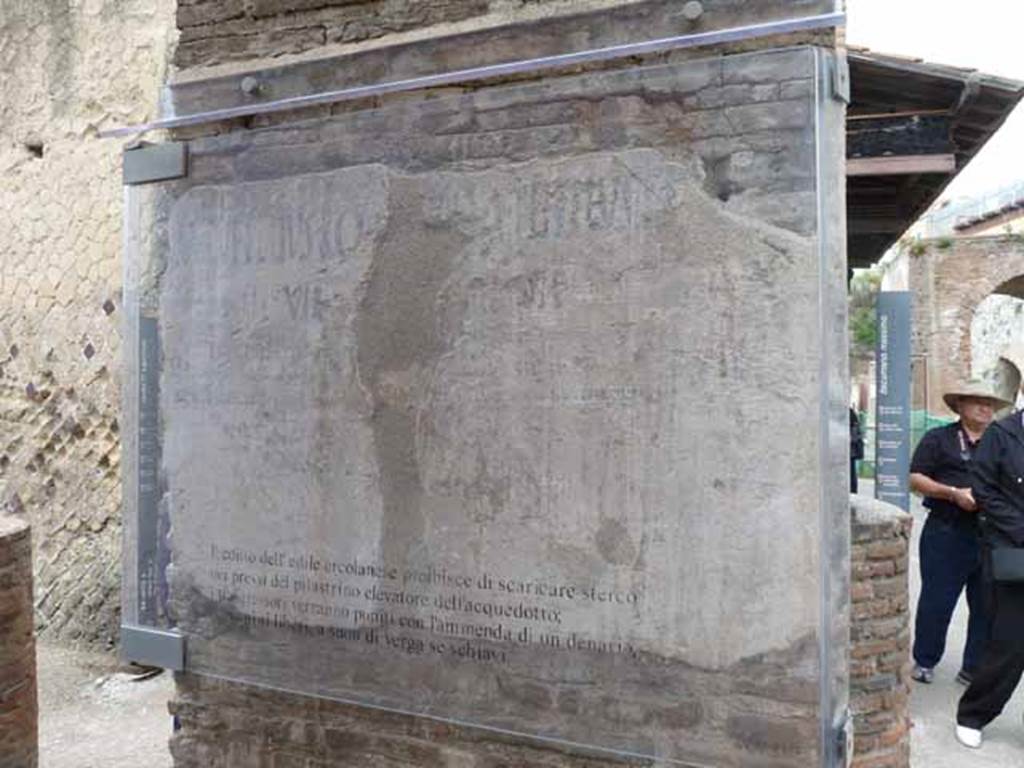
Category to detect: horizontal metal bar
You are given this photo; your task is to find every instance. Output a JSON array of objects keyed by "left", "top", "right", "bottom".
[
  {"left": 121, "top": 624, "right": 186, "bottom": 671},
  {"left": 100, "top": 11, "right": 844, "bottom": 139}
]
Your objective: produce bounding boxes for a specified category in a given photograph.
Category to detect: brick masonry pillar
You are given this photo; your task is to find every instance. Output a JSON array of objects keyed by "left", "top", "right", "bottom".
[
  {"left": 849, "top": 495, "right": 912, "bottom": 768},
  {"left": 0, "top": 515, "right": 38, "bottom": 768}
]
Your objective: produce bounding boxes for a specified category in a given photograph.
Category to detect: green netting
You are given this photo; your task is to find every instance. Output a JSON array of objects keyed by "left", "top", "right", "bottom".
[
  {"left": 910, "top": 409, "right": 955, "bottom": 448},
  {"left": 856, "top": 409, "right": 953, "bottom": 478}
]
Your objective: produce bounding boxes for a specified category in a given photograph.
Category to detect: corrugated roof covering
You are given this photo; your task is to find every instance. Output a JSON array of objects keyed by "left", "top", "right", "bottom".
[{"left": 846, "top": 47, "right": 1024, "bottom": 267}]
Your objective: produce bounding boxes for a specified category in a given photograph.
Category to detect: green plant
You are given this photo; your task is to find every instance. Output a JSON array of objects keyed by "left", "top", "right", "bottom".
[
  {"left": 851, "top": 305, "right": 878, "bottom": 348},
  {"left": 848, "top": 267, "right": 882, "bottom": 358}
]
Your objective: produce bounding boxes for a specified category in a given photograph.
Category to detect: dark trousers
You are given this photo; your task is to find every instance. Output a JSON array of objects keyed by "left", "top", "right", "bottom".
[
  {"left": 957, "top": 580, "right": 1024, "bottom": 728},
  {"left": 912, "top": 514, "right": 988, "bottom": 672},
  {"left": 850, "top": 458, "right": 858, "bottom": 494}
]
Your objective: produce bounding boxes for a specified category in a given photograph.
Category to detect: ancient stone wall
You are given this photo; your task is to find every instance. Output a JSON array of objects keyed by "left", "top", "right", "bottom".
[
  {"left": 908, "top": 236, "right": 1024, "bottom": 416},
  {"left": 142, "top": 4, "right": 849, "bottom": 767},
  {"left": 849, "top": 496, "right": 911, "bottom": 768},
  {"left": 0, "top": 515, "right": 37, "bottom": 768},
  {"left": 971, "top": 294, "right": 1024, "bottom": 396},
  {"left": 0, "top": 0, "right": 176, "bottom": 647},
  {"left": 151, "top": 4, "right": 849, "bottom": 758}
]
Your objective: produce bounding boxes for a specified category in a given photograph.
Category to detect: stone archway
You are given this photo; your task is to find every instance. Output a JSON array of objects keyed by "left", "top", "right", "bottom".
[{"left": 909, "top": 235, "right": 1024, "bottom": 416}]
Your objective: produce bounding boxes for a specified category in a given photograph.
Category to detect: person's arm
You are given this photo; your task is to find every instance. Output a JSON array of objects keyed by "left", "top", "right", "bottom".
[{"left": 909, "top": 472, "right": 976, "bottom": 511}]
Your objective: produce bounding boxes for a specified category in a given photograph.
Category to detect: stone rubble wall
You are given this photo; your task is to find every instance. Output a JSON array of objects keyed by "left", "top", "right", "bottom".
[
  {"left": 0, "top": 0, "right": 176, "bottom": 648},
  {"left": 0, "top": 515, "right": 37, "bottom": 768},
  {"left": 849, "top": 495, "right": 912, "bottom": 768},
  {"left": 971, "top": 293, "right": 1024, "bottom": 400}
]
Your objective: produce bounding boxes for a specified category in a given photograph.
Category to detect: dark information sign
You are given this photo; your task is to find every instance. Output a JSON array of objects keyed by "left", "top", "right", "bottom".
[{"left": 875, "top": 291, "right": 912, "bottom": 511}]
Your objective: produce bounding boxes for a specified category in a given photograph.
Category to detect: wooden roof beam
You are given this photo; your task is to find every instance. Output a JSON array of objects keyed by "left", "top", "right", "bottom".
[{"left": 846, "top": 154, "right": 956, "bottom": 177}]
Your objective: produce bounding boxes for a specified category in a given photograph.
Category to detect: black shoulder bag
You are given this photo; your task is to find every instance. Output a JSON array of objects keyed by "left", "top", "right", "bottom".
[{"left": 991, "top": 547, "right": 1024, "bottom": 583}]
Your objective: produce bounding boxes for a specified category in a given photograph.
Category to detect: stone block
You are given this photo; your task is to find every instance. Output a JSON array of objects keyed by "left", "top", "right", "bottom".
[{"left": 0, "top": 515, "right": 36, "bottom": 768}]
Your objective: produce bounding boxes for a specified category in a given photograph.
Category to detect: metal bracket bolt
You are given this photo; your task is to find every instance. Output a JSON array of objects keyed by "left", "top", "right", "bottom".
[
  {"left": 681, "top": 2, "right": 704, "bottom": 21},
  {"left": 240, "top": 76, "right": 263, "bottom": 96}
]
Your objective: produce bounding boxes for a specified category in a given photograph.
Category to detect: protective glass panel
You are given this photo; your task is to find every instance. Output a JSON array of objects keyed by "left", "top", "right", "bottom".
[{"left": 123, "top": 46, "right": 847, "bottom": 766}]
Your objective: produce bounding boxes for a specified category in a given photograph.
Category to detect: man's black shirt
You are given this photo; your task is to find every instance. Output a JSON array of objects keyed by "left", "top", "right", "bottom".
[{"left": 911, "top": 421, "right": 980, "bottom": 524}]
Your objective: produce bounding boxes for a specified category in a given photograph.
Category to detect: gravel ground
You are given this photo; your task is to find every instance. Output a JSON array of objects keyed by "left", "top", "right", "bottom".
[{"left": 37, "top": 642, "right": 173, "bottom": 768}]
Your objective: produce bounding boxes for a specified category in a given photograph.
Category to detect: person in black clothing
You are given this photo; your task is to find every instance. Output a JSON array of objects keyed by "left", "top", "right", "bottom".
[
  {"left": 956, "top": 400, "right": 1024, "bottom": 749},
  {"left": 850, "top": 408, "right": 864, "bottom": 494},
  {"left": 908, "top": 380, "right": 1011, "bottom": 687}
]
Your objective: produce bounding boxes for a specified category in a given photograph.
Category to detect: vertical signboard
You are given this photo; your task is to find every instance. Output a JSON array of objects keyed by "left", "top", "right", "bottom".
[{"left": 875, "top": 292, "right": 912, "bottom": 510}]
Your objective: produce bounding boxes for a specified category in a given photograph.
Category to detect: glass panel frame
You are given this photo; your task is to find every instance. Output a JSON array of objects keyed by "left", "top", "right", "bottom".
[{"left": 122, "top": 46, "right": 848, "bottom": 766}]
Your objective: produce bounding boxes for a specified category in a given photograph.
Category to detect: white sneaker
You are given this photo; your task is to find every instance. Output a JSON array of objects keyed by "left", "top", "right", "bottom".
[{"left": 955, "top": 725, "right": 983, "bottom": 749}]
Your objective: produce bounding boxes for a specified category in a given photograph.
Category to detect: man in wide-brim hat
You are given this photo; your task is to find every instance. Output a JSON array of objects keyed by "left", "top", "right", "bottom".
[
  {"left": 909, "top": 379, "right": 1011, "bottom": 690},
  {"left": 942, "top": 380, "right": 1014, "bottom": 419}
]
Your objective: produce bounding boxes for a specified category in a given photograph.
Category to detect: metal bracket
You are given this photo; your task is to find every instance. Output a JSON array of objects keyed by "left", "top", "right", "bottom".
[
  {"left": 123, "top": 142, "right": 188, "bottom": 185},
  {"left": 121, "top": 625, "right": 185, "bottom": 671}
]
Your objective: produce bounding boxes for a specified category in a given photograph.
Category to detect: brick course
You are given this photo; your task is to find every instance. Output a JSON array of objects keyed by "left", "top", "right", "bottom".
[
  {"left": 0, "top": 515, "right": 37, "bottom": 768},
  {"left": 175, "top": 0, "right": 520, "bottom": 68},
  {"left": 171, "top": 0, "right": 837, "bottom": 71},
  {"left": 171, "top": 673, "right": 650, "bottom": 768},
  {"left": 849, "top": 496, "right": 912, "bottom": 768}
]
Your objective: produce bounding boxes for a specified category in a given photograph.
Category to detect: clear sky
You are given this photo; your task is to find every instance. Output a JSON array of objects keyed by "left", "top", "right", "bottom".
[{"left": 845, "top": 0, "right": 1024, "bottom": 202}]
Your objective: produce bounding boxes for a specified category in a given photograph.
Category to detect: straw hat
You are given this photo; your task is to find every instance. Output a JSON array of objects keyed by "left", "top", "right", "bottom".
[{"left": 943, "top": 378, "right": 1013, "bottom": 414}]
